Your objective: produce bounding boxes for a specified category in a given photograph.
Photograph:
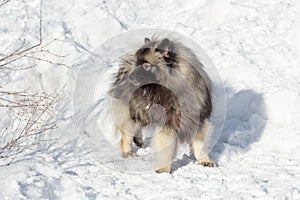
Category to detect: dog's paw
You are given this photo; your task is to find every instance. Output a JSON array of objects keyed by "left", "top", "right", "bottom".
[
  {"left": 122, "top": 151, "right": 137, "bottom": 158},
  {"left": 198, "top": 159, "right": 215, "bottom": 167},
  {"left": 155, "top": 166, "right": 171, "bottom": 174}
]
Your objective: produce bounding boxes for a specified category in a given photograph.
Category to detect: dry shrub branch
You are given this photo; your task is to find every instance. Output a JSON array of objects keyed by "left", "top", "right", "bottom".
[
  {"left": 0, "top": 0, "right": 68, "bottom": 164},
  {"left": 0, "top": 88, "right": 64, "bottom": 164}
]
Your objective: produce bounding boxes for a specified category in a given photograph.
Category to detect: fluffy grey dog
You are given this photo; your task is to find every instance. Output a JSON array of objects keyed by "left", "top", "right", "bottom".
[{"left": 109, "top": 37, "right": 214, "bottom": 173}]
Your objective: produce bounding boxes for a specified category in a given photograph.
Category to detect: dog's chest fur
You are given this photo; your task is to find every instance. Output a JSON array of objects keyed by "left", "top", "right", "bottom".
[{"left": 129, "top": 84, "right": 181, "bottom": 129}]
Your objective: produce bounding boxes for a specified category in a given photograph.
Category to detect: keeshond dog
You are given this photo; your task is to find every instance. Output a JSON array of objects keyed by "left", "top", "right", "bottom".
[{"left": 109, "top": 37, "right": 214, "bottom": 173}]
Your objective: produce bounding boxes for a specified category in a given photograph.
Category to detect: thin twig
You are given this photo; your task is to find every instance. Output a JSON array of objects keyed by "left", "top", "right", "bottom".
[
  {"left": 0, "top": 0, "right": 42, "bottom": 62},
  {"left": 0, "top": 0, "right": 12, "bottom": 7},
  {"left": 23, "top": 55, "right": 70, "bottom": 68}
]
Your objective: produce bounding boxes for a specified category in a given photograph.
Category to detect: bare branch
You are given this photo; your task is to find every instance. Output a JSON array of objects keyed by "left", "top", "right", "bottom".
[
  {"left": 0, "top": 0, "right": 69, "bottom": 164},
  {"left": 23, "top": 55, "right": 70, "bottom": 68},
  {"left": 0, "top": 86, "right": 66, "bottom": 164},
  {"left": 0, "top": 0, "right": 70, "bottom": 77},
  {"left": 0, "top": 0, "right": 13, "bottom": 8},
  {"left": 0, "top": 0, "right": 42, "bottom": 62}
]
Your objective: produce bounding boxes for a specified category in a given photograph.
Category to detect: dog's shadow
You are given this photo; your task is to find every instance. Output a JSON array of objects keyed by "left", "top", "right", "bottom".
[{"left": 171, "top": 88, "right": 267, "bottom": 172}]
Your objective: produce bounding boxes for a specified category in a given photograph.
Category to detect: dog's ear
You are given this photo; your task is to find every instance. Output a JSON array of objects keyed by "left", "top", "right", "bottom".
[
  {"left": 158, "top": 38, "right": 174, "bottom": 57},
  {"left": 115, "top": 66, "right": 129, "bottom": 82},
  {"left": 144, "top": 37, "right": 151, "bottom": 44},
  {"left": 157, "top": 38, "right": 176, "bottom": 60}
]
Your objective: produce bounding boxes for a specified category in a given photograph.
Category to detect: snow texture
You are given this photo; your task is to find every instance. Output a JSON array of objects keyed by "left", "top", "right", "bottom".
[{"left": 1, "top": 0, "right": 300, "bottom": 199}]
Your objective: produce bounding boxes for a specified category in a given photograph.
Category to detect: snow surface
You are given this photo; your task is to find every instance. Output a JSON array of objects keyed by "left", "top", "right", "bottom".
[{"left": 1, "top": 0, "right": 300, "bottom": 199}]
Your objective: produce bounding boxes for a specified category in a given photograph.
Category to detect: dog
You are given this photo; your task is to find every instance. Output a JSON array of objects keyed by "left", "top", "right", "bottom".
[{"left": 109, "top": 37, "right": 214, "bottom": 173}]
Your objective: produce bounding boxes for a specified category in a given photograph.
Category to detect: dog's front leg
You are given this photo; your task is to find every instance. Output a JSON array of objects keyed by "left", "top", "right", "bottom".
[
  {"left": 119, "top": 121, "right": 138, "bottom": 158},
  {"left": 152, "top": 127, "right": 177, "bottom": 173},
  {"left": 120, "top": 130, "right": 135, "bottom": 158}
]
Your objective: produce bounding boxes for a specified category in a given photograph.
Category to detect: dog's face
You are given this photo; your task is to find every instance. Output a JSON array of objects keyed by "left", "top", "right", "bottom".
[{"left": 129, "top": 38, "right": 177, "bottom": 85}]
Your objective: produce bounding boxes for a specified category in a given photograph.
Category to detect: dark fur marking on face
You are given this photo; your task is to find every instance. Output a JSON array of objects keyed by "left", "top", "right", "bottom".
[
  {"left": 157, "top": 38, "right": 177, "bottom": 68},
  {"left": 136, "top": 48, "right": 151, "bottom": 65}
]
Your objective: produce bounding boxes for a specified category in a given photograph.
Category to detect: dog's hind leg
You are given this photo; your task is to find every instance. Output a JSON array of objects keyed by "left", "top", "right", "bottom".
[
  {"left": 192, "top": 119, "right": 215, "bottom": 167},
  {"left": 133, "top": 128, "right": 144, "bottom": 148},
  {"left": 152, "top": 127, "right": 177, "bottom": 173}
]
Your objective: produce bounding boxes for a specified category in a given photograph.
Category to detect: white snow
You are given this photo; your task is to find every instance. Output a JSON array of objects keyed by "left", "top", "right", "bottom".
[{"left": 1, "top": 0, "right": 300, "bottom": 199}]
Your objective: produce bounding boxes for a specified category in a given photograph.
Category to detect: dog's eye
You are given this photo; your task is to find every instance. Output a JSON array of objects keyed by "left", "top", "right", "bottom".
[{"left": 143, "top": 63, "right": 152, "bottom": 71}]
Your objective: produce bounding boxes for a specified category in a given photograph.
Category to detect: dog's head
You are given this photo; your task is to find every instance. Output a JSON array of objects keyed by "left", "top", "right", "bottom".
[{"left": 129, "top": 37, "right": 177, "bottom": 85}]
